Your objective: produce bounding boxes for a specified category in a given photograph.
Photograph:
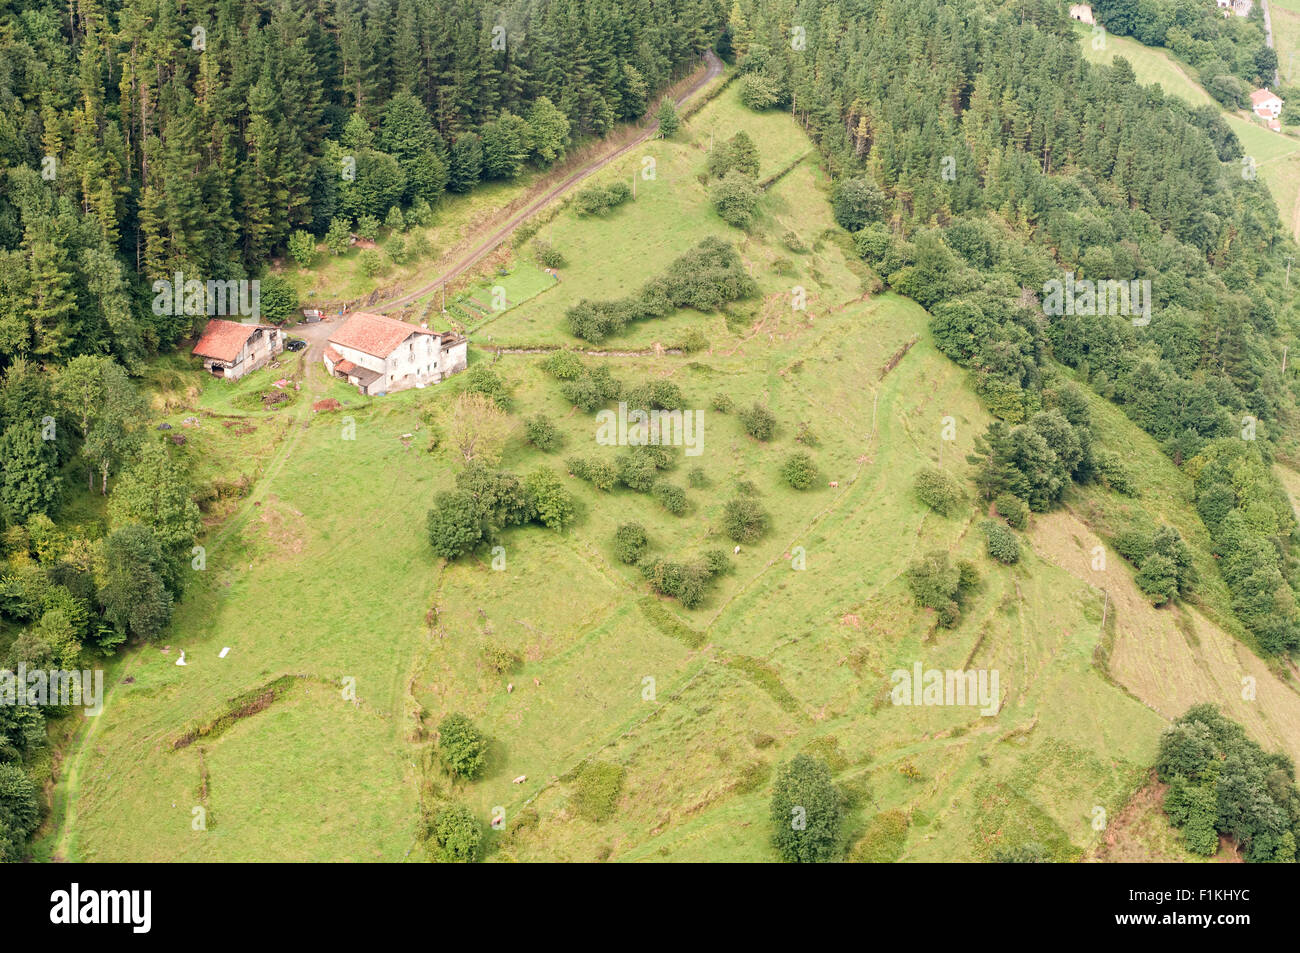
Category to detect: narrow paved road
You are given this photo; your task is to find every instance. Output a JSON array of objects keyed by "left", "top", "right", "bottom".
[
  {"left": 1262, "top": 0, "right": 1279, "bottom": 86},
  {"left": 373, "top": 50, "right": 724, "bottom": 314}
]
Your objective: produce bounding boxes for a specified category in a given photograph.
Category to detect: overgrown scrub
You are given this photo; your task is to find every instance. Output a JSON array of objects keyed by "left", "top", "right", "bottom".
[
  {"left": 914, "top": 467, "right": 964, "bottom": 516},
  {"left": 426, "top": 462, "right": 576, "bottom": 559},
  {"left": 652, "top": 481, "right": 689, "bottom": 515},
  {"left": 613, "top": 522, "right": 648, "bottom": 564},
  {"left": 1112, "top": 524, "right": 1195, "bottom": 607},
  {"left": 723, "top": 496, "right": 770, "bottom": 543},
  {"left": 524, "top": 414, "right": 563, "bottom": 452},
  {"left": 904, "top": 551, "right": 979, "bottom": 627},
  {"left": 640, "top": 550, "right": 731, "bottom": 608},
  {"left": 738, "top": 402, "right": 776, "bottom": 441},
  {"left": 566, "top": 238, "right": 757, "bottom": 344},
  {"left": 851, "top": 811, "right": 909, "bottom": 863},
  {"left": 571, "top": 761, "right": 625, "bottom": 822},
  {"left": 980, "top": 519, "right": 1020, "bottom": 565},
  {"left": 781, "top": 452, "right": 818, "bottom": 490},
  {"left": 1157, "top": 705, "right": 1300, "bottom": 862},
  {"left": 559, "top": 364, "right": 622, "bottom": 412},
  {"left": 572, "top": 180, "right": 632, "bottom": 216},
  {"left": 992, "top": 492, "right": 1029, "bottom": 529}
]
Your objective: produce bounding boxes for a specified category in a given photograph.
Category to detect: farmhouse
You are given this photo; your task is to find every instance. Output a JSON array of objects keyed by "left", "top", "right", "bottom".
[
  {"left": 192, "top": 319, "right": 285, "bottom": 380},
  {"left": 1251, "top": 88, "right": 1283, "bottom": 119},
  {"left": 324, "top": 311, "right": 468, "bottom": 396}
]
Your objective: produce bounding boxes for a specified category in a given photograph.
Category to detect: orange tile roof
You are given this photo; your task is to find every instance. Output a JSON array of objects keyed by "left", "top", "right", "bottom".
[
  {"left": 328, "top": 311, "right": 434, "bottom": 359},
  {"left": 324, "top": 346, "right": 343, "bottom": 364},
  {"left": 1251, "top": 88, "right": 1280, "bottom": 106},
  {"left": 192, "top": 319, "right": 272, "bottom": 363}
]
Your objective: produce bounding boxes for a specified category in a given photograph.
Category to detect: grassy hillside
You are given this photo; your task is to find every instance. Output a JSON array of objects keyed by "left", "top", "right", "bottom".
[{"left": 41, "top": 71, "right": 1300, "bottom": 864}]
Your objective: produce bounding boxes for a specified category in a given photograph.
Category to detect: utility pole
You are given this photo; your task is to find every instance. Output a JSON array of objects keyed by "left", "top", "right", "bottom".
[
  {"left": 1285, "top": 254, "right": 1295, "bottom": 289},
  {"left": 1283, "top": 344, "right": 1289, "bottom": 375},
  {"left": 1100, "top": 589, "right": 1109, "bottom": 632},
  {"left": 441, "top": 283, "right": 446, "bottom": 314}
]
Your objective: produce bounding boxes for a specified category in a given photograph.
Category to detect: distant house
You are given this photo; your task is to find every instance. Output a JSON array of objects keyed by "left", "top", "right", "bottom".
[
  {"left": 192, "top": 319, "right": 285, "bottom": 380},
  {"left": 1068, "top": 4, "right": 1095, "bottom": 25},
  {"left": 1217, "top": 0, "right": 1252, "bottom": 15},
  {"left": 1251, "top": 87, "right": 1284, "bottom": 121},
  {"left": 324, "top": 311, "right": 468, "bottom": 396}
]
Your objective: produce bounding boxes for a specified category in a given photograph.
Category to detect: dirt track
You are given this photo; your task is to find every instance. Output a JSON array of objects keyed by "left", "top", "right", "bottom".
[{"left": 373, "top": 50, "right": 724, "bottom": 315}]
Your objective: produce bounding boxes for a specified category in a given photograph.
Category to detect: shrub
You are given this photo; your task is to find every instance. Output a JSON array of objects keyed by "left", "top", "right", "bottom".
[
  {"left": 356, "top": 213, "right": 381, "bottom": 241},
  {"left": 384, "top": 205, "right": 406, "bottom": 232},
  {"left": 781, "top": 452, "right": 818, "bottom": 490},
  {"left": 740, "top": 72, "right": 782, "bottom": 110},
  {"left": 623, "top": 379, "right": 683, "bottom": 411},
  {"left": 723, "top": 496, "right": 770, "bottom": 542},
  {"left": 981, "top": 520, "right": 1020, "bottom": 565},
  {"left": 905, "top": 550, "right": 976, "bottom": 628},
  {"left": 325, "top": 216, "right": 352, "bottom": 255},
  {"left": 640, "top": 556, "right": 718, "bottom": 608},
  {"left": 993, "top": 492, "right": 1029, "bottom": 529},
  {"left": 688, "top": 466, "right": 708, "bottom": 488},
  {"left": 437, "top": 713, "right": 488, "bottom": 779},
  {"left": 851, "top": 811, "right": 910, "bottom": 863},
  {"left": 613, "top": 522, "right": 648, "bottom": 564},
  {"left": 1135, "top": 553, "right": 1179, "bottom": 606},
  {"left": 702, "top": 549, "right": 732, "bottom": 576},
  {"left": 524, "top": 414, "right": 563, "bottom": 452},
  {"left": 568, "top": 456, "right": 618, "bottom": 491},
  {"left": 287, "top": 229, "right": 315, "bottom": 268},
  {"left": 794, "top": 421, "right": 819, "bottom": 446},
  {"left": 572, "top": 761, "right": 625, "bottom": 821},
  {"left": 359, "top": 249, "right": 384, "bottom": 277},
  {"left": 573, "top": 181, "right": 633, "bottom": 216},
  {"left": 1094, "top": 449, "right": 1138, "bottom": 496},
  {"left": 770, "top": 755, "right": 843, "bottom": 863},
  {"left": 524, "top": 467, "right": 575, "bottom": 530},
  {"left": 617, "top": 451, "right": 659, "bottom": 492},
  {"left": 559, "top": 365, "right": 622, "bottom": 411},
  {"left": 407, "top": 197, "right": 434, "bottom": 227},
  {"left": 679, "top": 327, "right": 710, "bottom": 353},
  {"left": 541, "top": 350, "right": 585, "bottom": 380},
  {"left": 465, "top": 362, "right": 510, "bottom": 409},
  {"left": 431, "top": 804, "right": 482, "bottom": 862},
  {"left": 914, "top": 467, "right": 964, "bottom": 516},
  {"left": 711, "top": 171, "right": 760, "bottom": 228},
  {"left": 831, "top": 176, "right": 886, "bottom": 232},
  {"left": 652, "top": 481, "right": 688, "bottom": 515},
  {"left": 711, "top": 392, "right": 734, "bottom": 413},
  {"left": 482, "top": 642, "right": 522, "bottom": 675},
  {"left": 533, "top": 239, "right": 567, "bottom": 269},
  {"left": 782, "top": 230, "right": 809, "bottom": 254},
  {"left": 739, "top": 403, "right": 776, "bottom": 441}
]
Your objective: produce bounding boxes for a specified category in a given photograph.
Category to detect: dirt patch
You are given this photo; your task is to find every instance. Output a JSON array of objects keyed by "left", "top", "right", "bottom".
[
  {"left": 257, "top": 495, "right": 307, "bottom": 556},
  {"left": 172, "top": 675, "right": 300, "bottom": 750}
]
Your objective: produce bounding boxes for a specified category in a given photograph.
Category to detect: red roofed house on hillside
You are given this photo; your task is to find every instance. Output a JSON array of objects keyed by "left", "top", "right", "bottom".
[
  {"left": 324, "top": 311, "right": 468, "bottom": 396},
  {"left": 192, "top": 319, "right": 285, "bottom": 380},
  {"left": 1251, "top": 88, "right": 1283, "bottom": 131}
]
